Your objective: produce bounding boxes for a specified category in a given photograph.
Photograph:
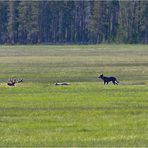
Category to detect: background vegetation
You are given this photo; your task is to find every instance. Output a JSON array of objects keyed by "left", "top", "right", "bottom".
[
  {"left": 0, "top": 45, "right": 148, "bottom": 147},
  {"left": 0, "top": 1, "right": 148, "bottom": 44}
]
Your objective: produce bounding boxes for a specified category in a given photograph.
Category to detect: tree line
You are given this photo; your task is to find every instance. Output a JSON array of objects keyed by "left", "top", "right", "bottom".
[{"left": 0, "top": 1, "right": 148, "bottom": 44}]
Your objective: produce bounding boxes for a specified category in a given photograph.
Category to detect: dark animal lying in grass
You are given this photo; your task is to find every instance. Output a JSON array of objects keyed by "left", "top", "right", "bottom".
[
  {"left": 55, "top": 82, "right": 70, "bottom": 86},
  {"left": 7, "top": 78, "right": 23, "bottom": 86},
  {"left": 98, "top": 74, "right": 119, "bottom": 85}
]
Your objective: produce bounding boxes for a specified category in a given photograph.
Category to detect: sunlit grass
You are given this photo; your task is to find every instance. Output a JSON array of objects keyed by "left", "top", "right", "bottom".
[{"left": 0, "top": 45, "right": 148, "bottom": 147}]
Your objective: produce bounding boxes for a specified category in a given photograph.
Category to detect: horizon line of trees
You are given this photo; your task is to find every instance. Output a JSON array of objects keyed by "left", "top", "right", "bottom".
[{"left": 0, "top": 1, "right": 148, "bottom": 44}]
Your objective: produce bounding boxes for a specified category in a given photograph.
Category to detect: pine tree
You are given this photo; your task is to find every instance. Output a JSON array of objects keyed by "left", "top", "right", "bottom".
[
  {"left": 18, "top": 1, "right": 40, "bottom": 44},
  {"left": 0, "top": 1, "right": 8, "bottom": 43},
  {"left": 140, "top": 1, "right": 148, "bottom": 43},
  {"left": 7, "top": 1, "right": 19, "bottom": 44}
]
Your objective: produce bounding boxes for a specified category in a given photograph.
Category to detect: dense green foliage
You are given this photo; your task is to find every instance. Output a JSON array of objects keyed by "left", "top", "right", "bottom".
[
  {"left": 0, "top": 1, "right": 148, "bottom": 44},
  {"left": 0, "top": 45, "right": 148, "bottom": 146}
]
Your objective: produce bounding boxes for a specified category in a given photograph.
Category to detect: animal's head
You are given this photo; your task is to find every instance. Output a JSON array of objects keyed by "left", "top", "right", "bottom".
[{"left": 98, "top": 74, "right": 103, "bottom": 78}]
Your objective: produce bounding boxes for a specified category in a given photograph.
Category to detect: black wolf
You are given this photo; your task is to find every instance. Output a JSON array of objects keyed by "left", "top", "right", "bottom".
[{"left": 98, "top": 74, "right": 119, "bottom": 85}]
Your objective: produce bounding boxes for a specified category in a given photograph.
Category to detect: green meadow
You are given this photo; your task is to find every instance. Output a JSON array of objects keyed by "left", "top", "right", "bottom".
[{"left": 0, "top": 45, "right": 148, "bottom": 147}]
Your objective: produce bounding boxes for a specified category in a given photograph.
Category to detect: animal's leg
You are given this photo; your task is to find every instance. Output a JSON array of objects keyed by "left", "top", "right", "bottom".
[
  {"left": 112, "top": 81, "right": 116, "bottom": 85},
  {"left": 115, "top": 80, "right": 119, "bottom": 85},
  {"left": 115, "top": 82, "right": 118, "bottom": 85},
  {"left": 115, "top": 79, "right": 119, "bottom": 83}
]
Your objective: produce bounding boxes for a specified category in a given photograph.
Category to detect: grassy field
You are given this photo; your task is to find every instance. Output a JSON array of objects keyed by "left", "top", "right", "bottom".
[{"left": 0, "top": 44, "right": 148, "bottom": 147}]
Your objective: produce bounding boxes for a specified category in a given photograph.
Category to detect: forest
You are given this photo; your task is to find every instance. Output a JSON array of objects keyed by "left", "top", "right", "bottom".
[{"left": 0, "top": 1, "right": 148, "bottom": 44}]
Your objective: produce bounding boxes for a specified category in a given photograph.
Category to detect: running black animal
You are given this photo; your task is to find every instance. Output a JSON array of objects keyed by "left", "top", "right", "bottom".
[{"left": 98, "top": 74, "right": 119, "bottom": 85}]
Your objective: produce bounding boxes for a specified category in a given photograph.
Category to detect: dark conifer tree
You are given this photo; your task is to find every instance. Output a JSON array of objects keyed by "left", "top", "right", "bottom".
[{"left": 0, "top": 1, "right": 147, "bottom": 44}]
